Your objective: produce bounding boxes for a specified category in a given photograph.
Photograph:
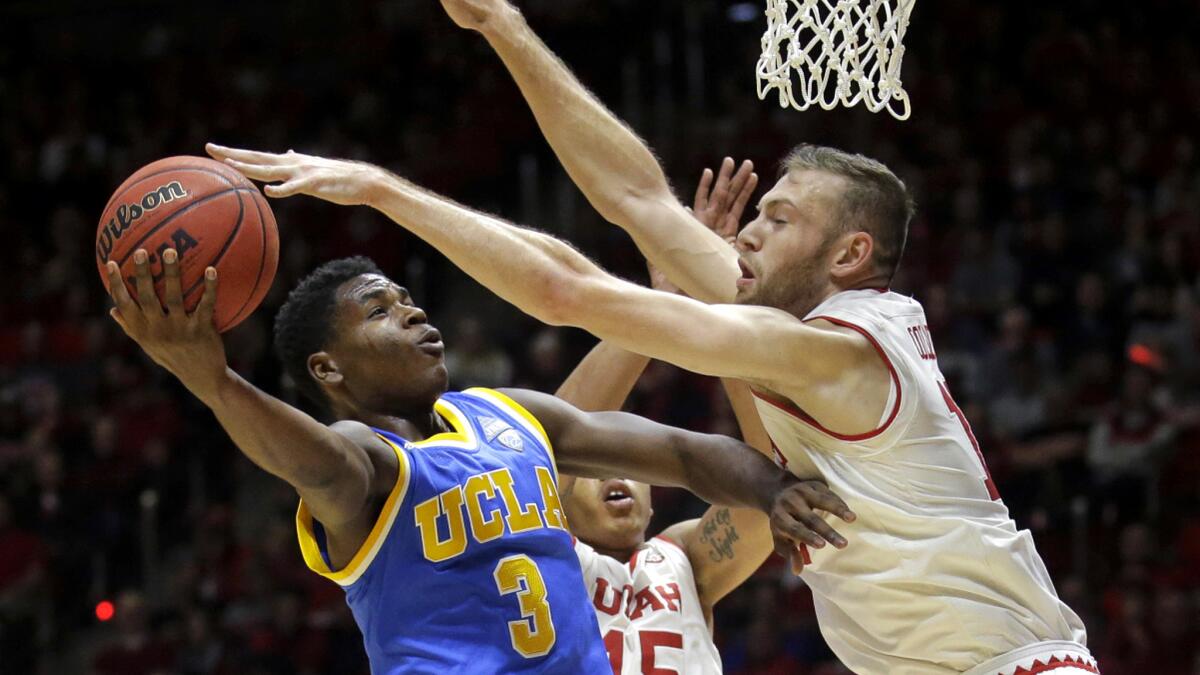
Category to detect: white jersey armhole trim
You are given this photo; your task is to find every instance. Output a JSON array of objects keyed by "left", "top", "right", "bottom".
[{"left": 753, "top": 313, "right": 904, "bottom": 443}]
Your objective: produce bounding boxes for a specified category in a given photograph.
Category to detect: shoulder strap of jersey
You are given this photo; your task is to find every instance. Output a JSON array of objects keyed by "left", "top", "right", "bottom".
[{"left": 649, "top": 534, "right": 696, "bottom": 572}]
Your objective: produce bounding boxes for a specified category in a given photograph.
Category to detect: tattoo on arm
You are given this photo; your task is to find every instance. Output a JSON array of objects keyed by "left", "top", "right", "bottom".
[{"left": 699, "top": 508, "right": 740, "bottom": 562}]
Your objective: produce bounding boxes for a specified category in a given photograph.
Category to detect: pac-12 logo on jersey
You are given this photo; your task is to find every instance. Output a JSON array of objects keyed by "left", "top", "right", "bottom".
[{"left": 478, "top": 415, "right": 525, "bottom": 452}]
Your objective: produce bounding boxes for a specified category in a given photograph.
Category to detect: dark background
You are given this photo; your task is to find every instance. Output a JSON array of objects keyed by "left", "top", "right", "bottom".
[{"left": 1, "top": 0, "right": 1198, "bottom": 672}]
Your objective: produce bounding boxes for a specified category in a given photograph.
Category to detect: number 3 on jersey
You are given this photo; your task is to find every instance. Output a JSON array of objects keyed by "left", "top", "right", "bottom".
[{"left": 494, "top": 554, "right": 556, "bottom": 657}]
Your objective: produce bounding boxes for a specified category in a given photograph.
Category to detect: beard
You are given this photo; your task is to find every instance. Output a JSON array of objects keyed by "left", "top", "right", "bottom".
[{"left": 736, "top": 239, "right": 834, "bottom": 317}]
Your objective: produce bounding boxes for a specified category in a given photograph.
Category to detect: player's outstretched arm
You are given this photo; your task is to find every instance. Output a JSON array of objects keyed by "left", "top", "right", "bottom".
[
  {"left": 552, "top": 341, "right": 650, "bottom": 497},
  {"left": 552, "top": 163, "right": 765, "bottom": 491},
  {"left": 439, "top": 0, "right": 746, "bottom": 302},
  {"left": 662, "top": 379, "right": 808, "bottom": 593},
  {"left": 553, "top": 251, "right": 692, "bottom": 413},
  {"left": 552, "top": 264, "right": 688, "bottom": 496},
  {"left": 553, "top": 338, "right": 650, "bottom": 491},
  {"left": 501, "top": 387, "right": 855, "bottom": 560},
  {"left": 104, "top": 250, "right": 394, "bottom": 533},
  {"left": 209, "top": 145, "right": 889, "bottom": 435}
]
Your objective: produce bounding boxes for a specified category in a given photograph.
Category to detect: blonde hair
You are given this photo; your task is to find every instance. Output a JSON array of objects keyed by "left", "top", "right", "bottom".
[{"left": 782, "top": 144, "right": 915, "bottom": 278}]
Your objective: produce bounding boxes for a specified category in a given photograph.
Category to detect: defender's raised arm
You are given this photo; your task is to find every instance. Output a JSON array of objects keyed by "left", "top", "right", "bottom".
[{"left": 439, "top": 0, "right": 745, "bottom": 302}]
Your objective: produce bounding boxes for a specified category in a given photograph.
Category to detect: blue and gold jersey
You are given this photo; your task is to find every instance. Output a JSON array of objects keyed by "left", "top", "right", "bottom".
[{"left": 295, "top": 388, "right": 609, "bottom": 674}]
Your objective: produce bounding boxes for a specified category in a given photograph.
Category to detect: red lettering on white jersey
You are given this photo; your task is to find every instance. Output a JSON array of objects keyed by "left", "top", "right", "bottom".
[
  {"left": 575, "top": 537, "right": 721, "bottom": 674},
  {"left": 907, "top": 323, "right": 937, "bottom": 360}
]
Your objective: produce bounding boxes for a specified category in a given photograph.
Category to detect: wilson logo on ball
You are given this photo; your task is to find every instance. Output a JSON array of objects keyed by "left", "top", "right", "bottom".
[{"left": 95, "top": 181, "right": 189, "bottom": 265}]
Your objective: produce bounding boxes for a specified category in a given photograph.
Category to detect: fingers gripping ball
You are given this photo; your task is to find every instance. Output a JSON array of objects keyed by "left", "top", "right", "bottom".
[{"left": 96, "top": 156, "right": 279, "bottom": 332}]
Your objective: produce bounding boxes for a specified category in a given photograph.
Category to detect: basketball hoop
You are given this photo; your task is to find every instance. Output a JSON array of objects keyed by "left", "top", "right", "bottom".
[{"left": 756, "top": 0, "right": 917, "bottom": 120}]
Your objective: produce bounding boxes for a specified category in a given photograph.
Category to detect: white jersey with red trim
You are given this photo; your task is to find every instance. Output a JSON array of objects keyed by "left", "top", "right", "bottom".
[
  {"left": 573, "top": 536, "right": 722, "bottom": 675},
  {"left": 753, "top": 289, "right": 1088, "bottom": 675}
]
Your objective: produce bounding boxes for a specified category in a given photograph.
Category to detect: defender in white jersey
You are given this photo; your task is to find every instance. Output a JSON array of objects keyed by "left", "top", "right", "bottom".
[
  {"left": 220, "top": 3, "right": 1094, "bottom": 668},
  {"left": 549, "top": 177, "right": 847, "bottom": 674},
  {"left": 752, "top": 289, "right": 1092, "bottom": 674}
]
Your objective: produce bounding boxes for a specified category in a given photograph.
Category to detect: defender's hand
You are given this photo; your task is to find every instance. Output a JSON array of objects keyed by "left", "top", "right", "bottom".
[
  {"left": 106, "top": 248, "right": 227, "bottom": 398},
  {"left": 206, "top": 144, "right": 385, "bottom": 207},
  {"left": 649, "top": 158, "right": 757, "bottom": 296},
  {"left": 768, "top": 480, "right": 855, "bottom": 575},
  {"left": 692, "top": 157, "right": 758, "bottom": 245},
  {"left": 439, "top": 0, "right": 518, "bottom": 32}
]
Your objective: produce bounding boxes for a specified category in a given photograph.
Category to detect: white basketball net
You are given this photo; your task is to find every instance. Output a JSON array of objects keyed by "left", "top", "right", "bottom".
[{"left": 756, "top": 0, "right": 917, "bottom": 120}]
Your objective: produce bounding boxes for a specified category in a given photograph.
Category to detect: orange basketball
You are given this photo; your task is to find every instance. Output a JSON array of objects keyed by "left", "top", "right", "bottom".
[{"left": 96, "top": 155, "right": 279, "bottom": 333}]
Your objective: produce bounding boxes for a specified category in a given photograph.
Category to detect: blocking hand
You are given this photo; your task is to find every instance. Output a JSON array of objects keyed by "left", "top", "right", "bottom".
[
  {"left": 439, "top": 0, "right": 517, "bottom": 32},
  {"left": 206, "top": 143, "right": 385, "bottom": 207},
  {"left": 692, "top": 157, "right": 758, "bottom": 245}
]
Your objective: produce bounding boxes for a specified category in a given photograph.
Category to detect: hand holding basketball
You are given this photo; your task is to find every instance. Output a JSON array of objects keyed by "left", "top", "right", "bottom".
[
  {"left": 206, "top": 144, "right": 385, "bottom": 207},
  {"left": 106, "top": 248, "right": 228, "bottom": 399},
  {"left": 96, "top": 155, "right": 278, "bottom": 333}
]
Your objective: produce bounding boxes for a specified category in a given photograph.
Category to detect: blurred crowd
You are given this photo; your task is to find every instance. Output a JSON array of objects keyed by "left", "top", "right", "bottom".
[{"left": 2, "top": 0, "right": 1198, "bottom": 672}]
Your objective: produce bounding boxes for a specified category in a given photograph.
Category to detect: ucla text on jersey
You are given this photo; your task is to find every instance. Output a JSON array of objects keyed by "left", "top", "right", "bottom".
[{"left": 295, "top": 388, "right": 610, "bottom": 674}]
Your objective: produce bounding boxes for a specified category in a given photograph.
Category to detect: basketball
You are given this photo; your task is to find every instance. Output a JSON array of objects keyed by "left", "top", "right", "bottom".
[{"left": 95, "top": 155, "right": 279, "bottom": 333}]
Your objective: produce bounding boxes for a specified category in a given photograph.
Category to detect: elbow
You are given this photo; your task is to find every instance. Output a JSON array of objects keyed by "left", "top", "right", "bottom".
[
  {"left": 292, "top": 436, "right": 369, "bottom": 492},
  {"left": 577, "top": 159, "right": 669, "bottom": 227},
  {"left": 604, "top": 184, "right": 672, "bottom": 230},
  {"left": 534, "top": 270, "right": 589, "bottom": 327}
]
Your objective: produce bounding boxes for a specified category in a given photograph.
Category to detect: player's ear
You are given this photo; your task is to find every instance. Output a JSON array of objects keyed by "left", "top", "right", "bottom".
[
  {"left": 308, "top": 351, "right": 343, "bottom": 386},
  {"left": 830, "top": 230, "right": 874, "bottom": 281}
]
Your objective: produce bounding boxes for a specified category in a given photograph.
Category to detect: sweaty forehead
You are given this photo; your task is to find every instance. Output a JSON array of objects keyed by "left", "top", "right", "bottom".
[{"left": 338, "top": 274, "right": 406, "bottom": 304}]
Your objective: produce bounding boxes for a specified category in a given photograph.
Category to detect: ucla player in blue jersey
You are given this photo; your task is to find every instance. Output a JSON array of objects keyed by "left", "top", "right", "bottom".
[{"left": 104, "top": 245, "right": 850, "bottom": 673}]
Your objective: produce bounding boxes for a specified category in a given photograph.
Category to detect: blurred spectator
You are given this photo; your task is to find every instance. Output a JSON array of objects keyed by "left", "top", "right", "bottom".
[
  {"left": 1086, "top": 363, "right": 1174, "bottom": 523},
  {"left": 0, "top": 494, "right": 46, "bottom": 674},
  {"left": 515, "top": 327, "right": 568, "bottom": 392},
  {"left": 989, "top": 354, "right": 1050, "bottom": 442},
  {"left": 175, "top": 608, "right": 226, "bottom": 675},
  {"left": 91, "top": 590, "right": 173, "bottom": 675},
  {"left": 729, "top": 616, "right": 806, "bottom": 675},
  {"left": 444, "top": 316, "right": 514, "bottom": 388}
]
